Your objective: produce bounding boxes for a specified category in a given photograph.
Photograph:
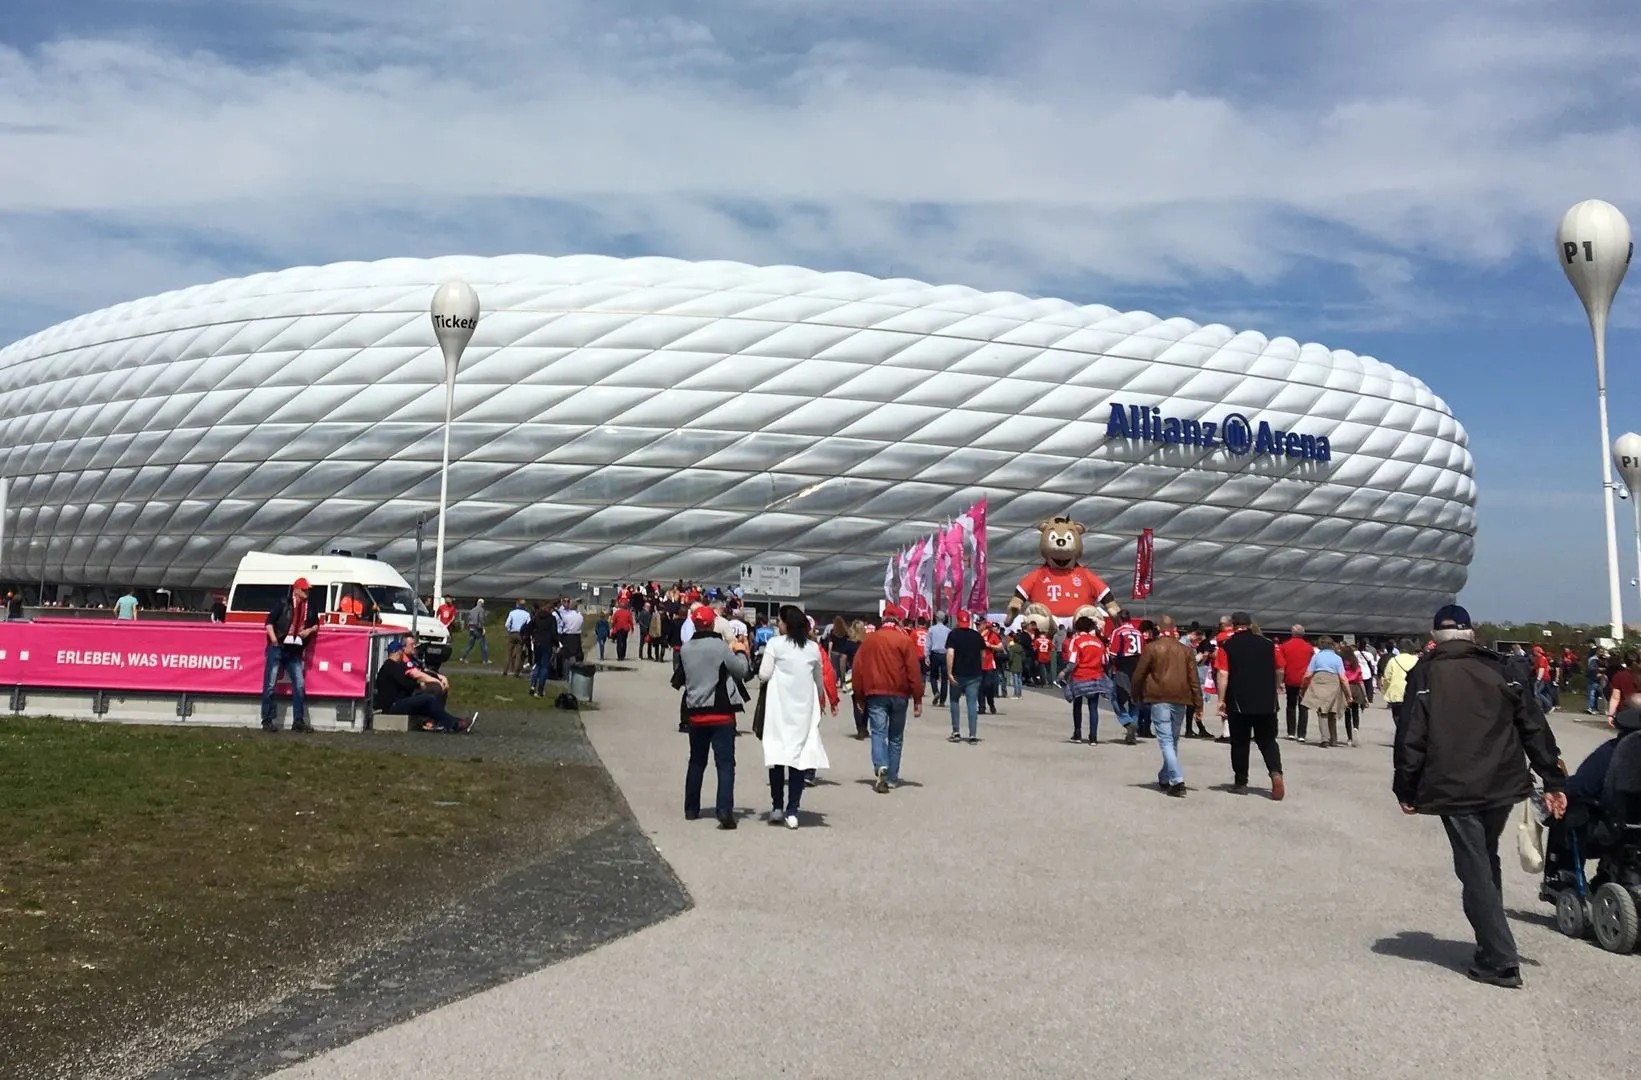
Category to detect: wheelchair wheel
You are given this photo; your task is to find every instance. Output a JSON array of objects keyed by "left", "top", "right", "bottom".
[
  {"left": 1555, "top": 890, "right": 1590, "bottom": 939},
  {"left": 1591, "top": 882, "right": 1640, "bottom": 953}
]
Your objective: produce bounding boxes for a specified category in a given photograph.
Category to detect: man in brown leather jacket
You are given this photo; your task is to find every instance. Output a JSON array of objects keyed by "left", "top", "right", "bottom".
[{"left": 1131, "top": 615, "right": 1203, "bottom": 797}]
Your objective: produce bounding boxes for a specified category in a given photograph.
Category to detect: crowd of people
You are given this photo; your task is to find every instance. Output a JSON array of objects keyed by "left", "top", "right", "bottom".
[
  {"left": 227, "top": 563, "right": 1634, "bottom": 991},
  {"left": 655, "top": 592, "right": 1641, "bottom": 990}
]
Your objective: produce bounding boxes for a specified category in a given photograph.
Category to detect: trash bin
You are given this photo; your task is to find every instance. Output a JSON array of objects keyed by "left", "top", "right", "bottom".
[{"left": 568, "top": 663, "right": 596, "bottom": 702}]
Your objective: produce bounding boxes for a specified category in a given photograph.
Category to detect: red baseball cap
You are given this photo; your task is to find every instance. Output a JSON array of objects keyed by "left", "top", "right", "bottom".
[
  {"left": 292, "top": 577, "right": 311, "bottom": 591},
  {"left": 956, "top": 611, "right": 972, "bottom": 628},
  {"left": 880, "top": 602, "right": 904, "bottom": 626},
  {"left": 690, "top": 606, "right": 717, "bottom": 630}
]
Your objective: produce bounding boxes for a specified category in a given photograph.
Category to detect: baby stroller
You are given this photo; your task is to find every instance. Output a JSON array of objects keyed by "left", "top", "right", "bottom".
[{"left": 1539, "top": 731, "right": 1641, "bottom": 953}]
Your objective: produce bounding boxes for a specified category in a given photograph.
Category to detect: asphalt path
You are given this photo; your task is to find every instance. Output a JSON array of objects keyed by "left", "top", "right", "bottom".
[{"left": 275, "top": 662, "right": 1640, "bottom": 1080}]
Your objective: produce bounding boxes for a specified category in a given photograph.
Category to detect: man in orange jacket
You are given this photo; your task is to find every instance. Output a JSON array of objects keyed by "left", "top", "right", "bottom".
[{"left": 852, "top": 602, "right": 924, "bottom": 793}]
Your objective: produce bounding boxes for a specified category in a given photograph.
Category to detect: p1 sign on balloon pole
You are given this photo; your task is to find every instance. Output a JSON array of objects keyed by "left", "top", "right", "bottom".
[
  {"left": 429, "top": 279, "right": 480, "bottom": 607},
  {"left": 1614, "top": 433, "right": 1641, "bottom": 624},
  {"left": 1558, "top": 200, "right": 1633, "bottom": 640}
]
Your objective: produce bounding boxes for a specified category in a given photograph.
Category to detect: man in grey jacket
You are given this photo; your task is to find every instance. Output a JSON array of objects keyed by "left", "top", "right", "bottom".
[{"left": 673, "top": 606, "right": 752, "bottom": 829}]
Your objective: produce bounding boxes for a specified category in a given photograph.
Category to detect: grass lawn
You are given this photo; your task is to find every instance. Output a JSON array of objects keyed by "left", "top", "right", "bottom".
[{"left": 0, "top": 717, "right": 617, "bottom": 1078}]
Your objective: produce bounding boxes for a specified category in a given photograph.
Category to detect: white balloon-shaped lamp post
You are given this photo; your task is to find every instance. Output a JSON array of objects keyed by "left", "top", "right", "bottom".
[
  {"left": 1615, "top": 433, "right": 1641, "bottom": 627},
  {"left": 430, "top": 279, "right": 480, "bottom": 608},
  {"left": 1559, "top": 200, "right": 1633, "bottom": 640}
]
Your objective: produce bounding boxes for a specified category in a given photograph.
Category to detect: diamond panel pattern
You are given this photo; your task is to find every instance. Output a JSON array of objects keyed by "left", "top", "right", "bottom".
[{"left": 0, "top": 255, "right": 1475, "bottom": 630}]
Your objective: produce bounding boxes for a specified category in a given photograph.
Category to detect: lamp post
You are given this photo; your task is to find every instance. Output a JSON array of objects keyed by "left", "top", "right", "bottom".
[
  {"left": 429, "top": 280, "right": 480, "bottom": 610},
  {"left": 1614, "top": 434, "right": 1641, "bottom": 634},
  {"left": 412, "top": 510, "right": 426, "bottom": 641},
  {"left": 1558, "top": 200, "right": 1633, "bottom": 641}
]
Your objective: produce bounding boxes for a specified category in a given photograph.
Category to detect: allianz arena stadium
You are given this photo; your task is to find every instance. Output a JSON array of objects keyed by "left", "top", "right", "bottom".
[{"left": 0, "top": 255, "right": 1475, "bottom": 631}]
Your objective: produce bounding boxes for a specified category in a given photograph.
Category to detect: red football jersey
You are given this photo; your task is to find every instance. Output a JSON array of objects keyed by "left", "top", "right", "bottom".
[
  {"left": 1035, "top": 634, "right": 1053, "bottom": 662},
  {"left": 913, "top": 628, "right": 929, "bottom": 653},
  {"left": 1013, "top": 565, "right": 1113, "bottom": 618},
  {"left": 1067, "top": 632, "right": 1108, "bottom": 681},
  {"left": 1213, "top": 627, "right": 1234, "bottom": 672}
]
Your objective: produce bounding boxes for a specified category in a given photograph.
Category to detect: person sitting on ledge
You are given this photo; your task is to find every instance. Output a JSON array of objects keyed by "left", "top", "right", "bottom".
[{"left": 375, "top": 639, "right": 475, "bottom": 733}]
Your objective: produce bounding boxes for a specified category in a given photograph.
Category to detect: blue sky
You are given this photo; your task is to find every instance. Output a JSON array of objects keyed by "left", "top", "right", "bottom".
[{"left": 1, "top": 0, "right": 1639, "bottom": 622}]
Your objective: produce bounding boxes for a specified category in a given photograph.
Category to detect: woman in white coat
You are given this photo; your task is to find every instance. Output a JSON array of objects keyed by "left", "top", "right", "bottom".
[{"left": 758, "top": 604, "right": 830, "bottom": 828}]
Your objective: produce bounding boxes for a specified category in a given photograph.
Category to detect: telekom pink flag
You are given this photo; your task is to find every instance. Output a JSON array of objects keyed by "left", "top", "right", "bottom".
[
  {"left": 964, "top": 497, "right": 989, "bottom": 613},
  {"left": 900, "top": 537, "right": 928, "bottom": 610},
  {"left": 896, "top": 544, "right": 918, "bottom": 608},
  {"left": 941, "top": 523, "right": 967, "bottom": 613}
]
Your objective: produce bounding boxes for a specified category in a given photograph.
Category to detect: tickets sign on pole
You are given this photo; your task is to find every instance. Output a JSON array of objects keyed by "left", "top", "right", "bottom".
[{"left": 740, "top": 563, "right": 801, "bottom": 598}]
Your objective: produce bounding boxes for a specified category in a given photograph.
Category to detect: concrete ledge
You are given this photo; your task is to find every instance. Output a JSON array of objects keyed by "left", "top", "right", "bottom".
[{"left": 8, "top": 689, "right": 367, "bottom": 732}]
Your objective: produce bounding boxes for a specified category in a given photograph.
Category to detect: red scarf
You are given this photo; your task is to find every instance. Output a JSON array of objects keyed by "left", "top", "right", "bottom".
[{"left": 288, "top": 597, "right": 307, "bottom": 641}]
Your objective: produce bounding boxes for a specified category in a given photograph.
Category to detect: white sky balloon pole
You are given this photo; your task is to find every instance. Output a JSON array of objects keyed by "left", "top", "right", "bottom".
[
  {"left": 1558, "top": 200, "right": 1633, "bottom": 641},
  {"left": 1615, "top": 434, "right": 1641, "bottom": 624},
  {"left": 429, "top": 280, "right": 480, "bottom": 609}
]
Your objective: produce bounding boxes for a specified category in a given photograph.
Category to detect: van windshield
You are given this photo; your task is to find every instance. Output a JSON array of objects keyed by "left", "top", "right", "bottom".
[{"left": 367, "top": 586, "right": 428, "bottom": 617}]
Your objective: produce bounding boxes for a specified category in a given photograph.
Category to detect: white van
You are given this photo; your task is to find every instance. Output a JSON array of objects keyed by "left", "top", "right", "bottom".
[{"left": 226, "top": 551, "right": 453, "bottom": 668}]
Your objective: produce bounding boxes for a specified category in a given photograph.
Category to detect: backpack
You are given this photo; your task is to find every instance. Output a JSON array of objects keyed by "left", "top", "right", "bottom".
[
  {"left": 555, "top": 692, "right": 580, "bottom": 710},
  {"left": 1501, "top": 651, "right": 1534, "bottom": 689}
]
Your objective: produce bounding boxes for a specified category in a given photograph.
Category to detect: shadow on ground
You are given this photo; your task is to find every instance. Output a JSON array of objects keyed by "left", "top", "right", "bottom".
[{"left": 143, "top": 709, "right": 690, "bottom": 1080}]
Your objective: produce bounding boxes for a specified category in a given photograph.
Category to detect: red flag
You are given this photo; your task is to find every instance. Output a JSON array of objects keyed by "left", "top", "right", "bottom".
[{"left": 1132, "top": 529, "right": 1154, "bottom": 600}]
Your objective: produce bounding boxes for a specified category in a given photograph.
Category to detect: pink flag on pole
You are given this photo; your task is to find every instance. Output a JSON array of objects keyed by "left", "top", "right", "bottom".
[
  {"left": 931, "top": 526, "right": 950, "bottom": 611},
  {"left": 917, "top": 536, "right": 937, "bottom": 618},
  {"left": 964, "top": 497, "right": 989, "bottom": 613},
  {"left": 897, "top": 544, "right": 919, "bottom": 608},
  {"left": 883, "top": 554, "right": 898, "bottom": 607},
  {"left": 943, "top": 522, "right": 968, "bottom": 613}
]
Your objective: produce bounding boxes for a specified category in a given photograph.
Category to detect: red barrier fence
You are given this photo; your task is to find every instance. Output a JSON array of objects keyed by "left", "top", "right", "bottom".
[{"left": 0, "top": 619, "right": 373, "bottom": 698}]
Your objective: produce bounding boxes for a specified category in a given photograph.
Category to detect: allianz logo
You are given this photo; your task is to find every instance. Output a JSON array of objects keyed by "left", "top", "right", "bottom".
[{"left": 1105, "top": 402, "right": 1335, "bottom": 462}]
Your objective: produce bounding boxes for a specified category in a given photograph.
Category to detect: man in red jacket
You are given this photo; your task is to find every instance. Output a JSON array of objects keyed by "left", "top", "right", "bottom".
[
  {"left": 1277, "top": 625, "right": 1315, "bottom": 740},
  {"left": 852, "top": 602, "right": 924, "bottom": 792},
  {"left": 610, "top": 603, "right": 636, "bottom": 661}
]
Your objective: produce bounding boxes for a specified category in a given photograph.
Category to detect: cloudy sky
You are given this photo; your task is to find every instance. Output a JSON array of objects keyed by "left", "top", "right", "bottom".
[{"left": 2, "top": 0, "right": 1639, "bottom": 622}]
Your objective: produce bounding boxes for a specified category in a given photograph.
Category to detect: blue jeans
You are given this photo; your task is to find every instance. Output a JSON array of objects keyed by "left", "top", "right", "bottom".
[
  {"left": 461, "top": 628, "right": 489, "bottom": 662},
  {"left": 867, "top": 695, "right": 910, "bottom": 783},
  {"left": 531, "top": 654, "right": 553, "bottom": 694},
  {"left": 949, "top": 674, "right": 982, "bottom": 737},
  {"left": 1010, "top": 671, "right": 1023, "bottom": 697},
  {"left": 261, "top": 645, "right": 306, "bottom": 727},
  {"left": 1535, "top": 680, "right": 1556, "bottom": 712},
  {"left": 1112, "top": 669, "right": 1138, "bottom": 728},
  {"left": 1151, "top": 702, "right": 1184, "bottom": 786},
  {"left": 1588, "top": 679, "right": 1601, "bottom": 712},
  {"left": 1072, "top": 694, "right": 1102, "bottom": 741},
  {"left": 685, "top": 723, "right": 736, "bottom": 818},
  {"left": 928, "top": 652, "right": 947, "bottom": 699}
]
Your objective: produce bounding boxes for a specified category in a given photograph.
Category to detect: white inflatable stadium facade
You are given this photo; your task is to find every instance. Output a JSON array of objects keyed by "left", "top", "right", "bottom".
[{"left": 0, "top": 255, "right": 1475, "bottom": 630}]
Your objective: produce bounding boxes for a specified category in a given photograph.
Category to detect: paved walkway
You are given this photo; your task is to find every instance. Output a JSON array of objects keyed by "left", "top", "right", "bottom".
[{"left": 276, "top": 662, "right": 1640, "bottom": 1080}]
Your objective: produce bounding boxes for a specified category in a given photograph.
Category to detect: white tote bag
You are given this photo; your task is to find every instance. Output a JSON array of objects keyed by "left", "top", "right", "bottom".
[{"left": 1516, "top": 797, "right": 1546, "bottom": 874}]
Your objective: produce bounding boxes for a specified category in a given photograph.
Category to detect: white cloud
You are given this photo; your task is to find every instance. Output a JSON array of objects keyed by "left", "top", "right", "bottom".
[{"left": 0, "top": 0, "right": 1636, "bottom": 334}]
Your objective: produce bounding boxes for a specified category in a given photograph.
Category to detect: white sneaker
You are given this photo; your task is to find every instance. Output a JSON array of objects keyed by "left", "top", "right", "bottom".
[
  {"left": 766, "top": 808, "right": 784, "bottom": 823},
  {"left": 874, "top": 766, "right": 889, "bottom": 793},
  {"left": 785, "top": 815, "right": 799, "bottom": 829}
]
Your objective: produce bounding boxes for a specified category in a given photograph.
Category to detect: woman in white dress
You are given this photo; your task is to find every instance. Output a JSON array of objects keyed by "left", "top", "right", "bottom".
[{"left": 758, "top": 604, "right": 830, "bottom": 829}]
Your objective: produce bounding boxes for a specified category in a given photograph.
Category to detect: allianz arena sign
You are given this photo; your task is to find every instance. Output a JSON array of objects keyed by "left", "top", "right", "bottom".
[{"left": 1105, "top": 402, "right": 1335, "bottom": 462}]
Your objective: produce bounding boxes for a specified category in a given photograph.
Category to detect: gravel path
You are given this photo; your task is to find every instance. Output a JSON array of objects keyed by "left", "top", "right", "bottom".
[{"left": 272, "top": 664, "right": 1641, "bottom": 1080}]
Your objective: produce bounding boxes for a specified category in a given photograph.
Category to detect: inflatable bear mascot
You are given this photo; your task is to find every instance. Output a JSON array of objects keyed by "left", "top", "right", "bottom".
[{"left": 1006, "top": 516, "right": 1122, "bottom": 632}]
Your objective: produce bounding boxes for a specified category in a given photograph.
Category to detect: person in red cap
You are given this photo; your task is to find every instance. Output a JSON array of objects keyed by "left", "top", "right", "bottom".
[
  {"left": 944, "top": 610, "right": 986, "bottom": 743},
  {"left": 851, "top": 603, "right": 924, "bottom": 792},
  {"left": 673, "top": 604, "right": 751, "bottom": 828},
  {"left": 262, "top": 577, "right": 319, "bottom": 732}
]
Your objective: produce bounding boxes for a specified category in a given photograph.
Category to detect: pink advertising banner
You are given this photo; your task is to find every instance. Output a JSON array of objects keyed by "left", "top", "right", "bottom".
[{"left": 0, "top": 620, "right": 374, "bottom": 698}]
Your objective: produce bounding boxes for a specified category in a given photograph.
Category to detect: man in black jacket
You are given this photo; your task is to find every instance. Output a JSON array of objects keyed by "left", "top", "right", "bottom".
[
  {"left": 1394, "top": 604, "right": 1567, "bottom": 989},
  {"left": 375, "top": 639, "right": 474, "bottom": 732},
  {"left": 262, "top": 577, "right": 320, "bottom": 732}
]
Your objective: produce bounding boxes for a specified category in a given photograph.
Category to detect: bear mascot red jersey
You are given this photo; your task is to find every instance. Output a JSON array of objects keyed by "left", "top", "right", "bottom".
[{"left": 1006, "top": 516, "right": 1121, "bottom": 632}]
